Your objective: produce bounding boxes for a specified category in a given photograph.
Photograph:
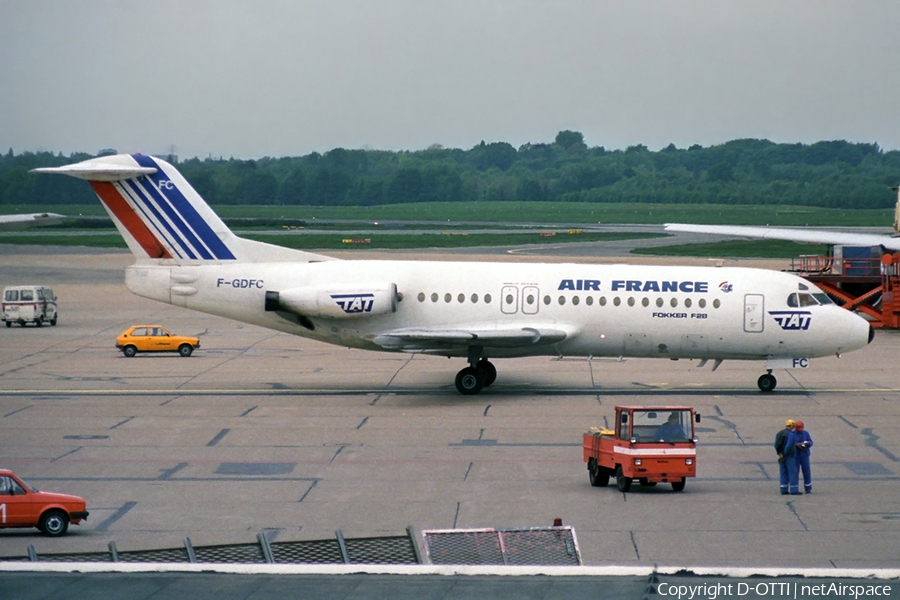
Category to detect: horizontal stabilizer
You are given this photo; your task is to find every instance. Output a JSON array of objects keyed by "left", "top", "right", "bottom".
[{"left": 33, "top": 162, "right": 157, "bottom": 182}]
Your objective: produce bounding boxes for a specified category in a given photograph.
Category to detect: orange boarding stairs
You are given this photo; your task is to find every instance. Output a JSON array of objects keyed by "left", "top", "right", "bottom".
[{"left": 794, "top": 252, "right": 900, "bottom": 329}]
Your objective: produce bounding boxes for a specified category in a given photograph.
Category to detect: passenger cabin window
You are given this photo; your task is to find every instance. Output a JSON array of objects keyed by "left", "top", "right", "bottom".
[
  {"left": 20, "top": 290, "right": 34, "bottom": 301},
  {"left": 5, "top": 290, "right": 18, "bottom": 301}
]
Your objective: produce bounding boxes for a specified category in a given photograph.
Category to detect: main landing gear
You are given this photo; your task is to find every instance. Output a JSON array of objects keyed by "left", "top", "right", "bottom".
[
  {"left": 455, "top": 347, "right": 497, "bottom": 395},
  {"left": 757, "top": 370, "right": 777, "bottom": 393}
]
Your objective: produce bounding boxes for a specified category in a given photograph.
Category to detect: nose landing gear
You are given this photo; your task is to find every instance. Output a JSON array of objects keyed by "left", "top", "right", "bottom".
[{"left": 758, "top": 370, "right": 777, "bottom": 392}]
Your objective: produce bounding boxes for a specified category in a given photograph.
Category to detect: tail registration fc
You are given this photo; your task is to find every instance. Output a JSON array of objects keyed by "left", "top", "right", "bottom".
[{"left": 34, "top": 155, "right": 874, "bottom": 394}]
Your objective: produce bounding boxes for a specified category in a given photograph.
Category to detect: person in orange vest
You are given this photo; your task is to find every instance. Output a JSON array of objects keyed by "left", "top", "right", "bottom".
[
  {"left": 774, "top": 419, "right": 795, "bottom": 495},
  {"left": 784, "top": 420, "right": 814, "bottom": 494}
]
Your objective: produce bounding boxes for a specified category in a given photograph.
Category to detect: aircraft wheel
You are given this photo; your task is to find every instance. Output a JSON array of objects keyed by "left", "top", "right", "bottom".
[
  {"left": 476, "top": 360, "right": 497, "bottom": 387},
  {"left": 455, "top": 367, "right": 485, "bottom": 395},
  {"left": 615, "top": 465, "right": 632, "bottom": 492},
  {"left": 671, "top": 478, "right": 686, "bottom": 492},
  {"left": 758, "top": 373, "right": 777, "bottom": 393}
]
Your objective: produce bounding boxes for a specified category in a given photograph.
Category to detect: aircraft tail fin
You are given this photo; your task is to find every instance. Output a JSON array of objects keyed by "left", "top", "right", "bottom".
[{"left": 33, "top": 154, "right": 334, "bottom": 264}]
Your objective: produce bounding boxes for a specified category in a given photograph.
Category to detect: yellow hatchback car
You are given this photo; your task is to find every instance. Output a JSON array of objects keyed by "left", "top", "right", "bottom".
[{"left": 116, "top": 325, "right": 200, "bottom": 357}]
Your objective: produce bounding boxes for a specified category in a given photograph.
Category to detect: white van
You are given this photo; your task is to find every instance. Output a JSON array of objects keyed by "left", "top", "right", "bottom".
[{"left": 2, "top": 285, "right": 58, "bottom": 327}]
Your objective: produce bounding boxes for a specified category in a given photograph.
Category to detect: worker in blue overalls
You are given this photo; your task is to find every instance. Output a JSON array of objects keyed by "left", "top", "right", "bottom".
[
  {"left": 774, "top": 419, "right": 795, "bottom": 495},
  {"left": 785, "top": 420, "right": 814, "bottom": 494}
]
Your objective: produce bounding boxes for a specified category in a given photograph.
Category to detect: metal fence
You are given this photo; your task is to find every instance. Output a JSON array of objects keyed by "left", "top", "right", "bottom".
[
  {"left": 422, "top": 526, "right": 581, "bottom": 566},
  {"left": 3, "top": 525, "right": 582, "bottom": 566},
  {"left": 2, "top": 528, "right": 422, "bottom": 565}
]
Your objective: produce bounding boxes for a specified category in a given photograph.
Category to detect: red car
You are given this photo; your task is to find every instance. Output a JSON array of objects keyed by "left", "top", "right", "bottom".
[{"left": 0, "top": 469, "right": 89, "bottom": 536}]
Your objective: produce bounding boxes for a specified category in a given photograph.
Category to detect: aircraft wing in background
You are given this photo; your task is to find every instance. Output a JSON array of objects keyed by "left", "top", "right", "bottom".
[
  {"left": 664, "top": 223, "right": 900, "bottom": 252},
  {"left": 0, "top": 213, "right": 64, "bottom": 231}
]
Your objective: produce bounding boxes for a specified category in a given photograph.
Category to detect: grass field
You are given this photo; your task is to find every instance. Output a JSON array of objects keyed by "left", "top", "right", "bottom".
[
  {"left": 2, "top": 201, "right": 894, "bottom": 227},
  {"left": 0, "top": 229, "right": 833, "bottom": 258},
  {"left": 0, "top": 201, "right": 882, "bottom": 258},
  {"left": 0, "top": 231, "right": 664, "bottom": 251}
]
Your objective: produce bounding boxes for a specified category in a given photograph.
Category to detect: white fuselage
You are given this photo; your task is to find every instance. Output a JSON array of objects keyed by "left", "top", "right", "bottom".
[{"left": 124, "top": 259, "right": 872, "bottom": 361}]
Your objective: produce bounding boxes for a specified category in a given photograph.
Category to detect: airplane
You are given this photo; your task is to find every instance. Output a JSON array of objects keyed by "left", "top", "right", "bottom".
[
  {"left": 0, "top": 212, "right": 64, "bottom": 231},
  {"left": 665, "top": 188, "right": 900, "bottom": 251},
  {"left": 33, "top": 154, "right": 874, "bottom": 394}
]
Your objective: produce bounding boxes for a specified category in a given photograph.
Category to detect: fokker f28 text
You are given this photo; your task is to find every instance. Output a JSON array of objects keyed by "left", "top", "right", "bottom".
[{"left": 35, "top": 155, "right": 874, "bottom": 394}]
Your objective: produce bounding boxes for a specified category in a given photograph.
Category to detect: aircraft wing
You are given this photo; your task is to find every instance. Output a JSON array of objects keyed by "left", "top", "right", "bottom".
[
  {"left": 664, "top": 223, "right": 900, "bottom": 252},
  {"left": 373, "top": 324, "right": 568, "bottom": 351},
  {"left": 0, "top": 213, "right": 64, "bottom": 231}
]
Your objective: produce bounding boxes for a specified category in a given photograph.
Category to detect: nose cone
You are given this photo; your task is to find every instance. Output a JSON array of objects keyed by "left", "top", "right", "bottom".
[{"left": 836, "top": 310, "right": 875, "bottom": 354}]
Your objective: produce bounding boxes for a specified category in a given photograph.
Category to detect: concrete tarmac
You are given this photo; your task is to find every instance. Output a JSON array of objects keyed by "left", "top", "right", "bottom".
[{"left": 1, "top": 245, "right": 899, "bottom": 596}]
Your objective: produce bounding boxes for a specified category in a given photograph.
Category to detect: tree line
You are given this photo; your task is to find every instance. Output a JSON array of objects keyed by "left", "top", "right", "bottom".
[{"left": 3, "top": 133, "right": 899, "bottom": 210}]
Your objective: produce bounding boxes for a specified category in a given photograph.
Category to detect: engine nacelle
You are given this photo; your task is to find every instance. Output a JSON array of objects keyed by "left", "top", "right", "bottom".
[{"left": 266, "top": 282, "right": 398, "bottom": 319}]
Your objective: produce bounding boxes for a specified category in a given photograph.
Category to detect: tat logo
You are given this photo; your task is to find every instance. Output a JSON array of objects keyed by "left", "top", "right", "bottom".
[
  {"left": 331, "top": 293, "right": 376, "bottom": 314},
  {"left": 719, "top": 281, "right": 733, "bottom": 293},
  {"left": 769, "top": 311, "right": 812, "bottom": 331}
]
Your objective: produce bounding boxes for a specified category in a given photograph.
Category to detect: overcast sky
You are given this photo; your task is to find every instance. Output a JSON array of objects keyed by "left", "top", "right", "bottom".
[{"left": 2, "top": 1, "right": 899, "bottom": 159}]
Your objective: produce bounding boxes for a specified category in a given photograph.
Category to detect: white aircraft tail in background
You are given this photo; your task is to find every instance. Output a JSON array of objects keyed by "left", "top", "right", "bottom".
[
  {"left": 666, "top": 187, "right": 900, "bottom": 251},
  {"left": 35, "top": 154, "right": 874, "bottom": 394},
  {"left": 0, "top": 212, "right": 64, "bottom": 231}
]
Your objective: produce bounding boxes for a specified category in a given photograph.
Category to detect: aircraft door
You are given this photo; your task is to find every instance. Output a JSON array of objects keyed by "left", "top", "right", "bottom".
[
  {"left": 522, "top": 286, "right": 539, "bottom": 315},
  {"left": 744, "top": 294, "right": 765, "bottom": 333},
  {"left": 501, "top": 286, "right": 519, "bottom": 314}
]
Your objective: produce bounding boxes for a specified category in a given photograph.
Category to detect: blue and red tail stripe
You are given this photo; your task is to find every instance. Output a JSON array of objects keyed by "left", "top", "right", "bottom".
[
  {"left": 90, "top": 181, "right": 172, "bottom": 259},
  {"left": 121, "top": 155, "right": 236, "bottom": 261},
  {"left": 117, "top": 178, "right": 203, "bottom": 260},
  {"left": 131, "top": 155, "right": 235, "bottom": 260}
]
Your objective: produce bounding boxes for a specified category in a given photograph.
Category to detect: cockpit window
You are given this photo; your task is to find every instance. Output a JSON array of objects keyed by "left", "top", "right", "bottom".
[
  {"left": 788, "top": 292, "right": 828, "bottom": 307},
  {"left": 798, "top": 293, "right": 818, "bottom": 307}
]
